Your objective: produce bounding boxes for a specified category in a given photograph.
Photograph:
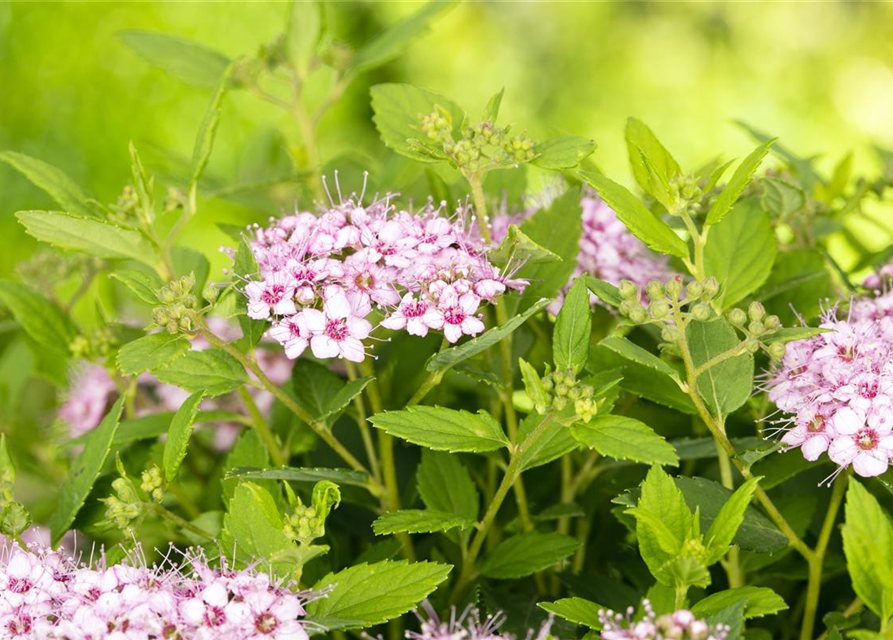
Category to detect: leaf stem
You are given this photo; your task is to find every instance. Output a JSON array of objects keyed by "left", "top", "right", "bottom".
[
  {"left": 151, "top": 503, "right": 215, "bottom": 541},
  {"left": 800, "top": 472, "right": 849, "bottom": 640},
  {"left": 238, "top": 386, "right": 286, "bottom": 467},
  {"left": 345, "top": 362, "right": 381, "bottom": 482}
]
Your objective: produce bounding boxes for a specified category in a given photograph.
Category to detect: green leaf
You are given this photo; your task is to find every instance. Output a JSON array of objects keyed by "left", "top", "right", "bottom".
[
  {"left": 0, "top": 281, "right": 78, "bottom": 357},
  {"left": 221, "top": 481, "right": 299, "bottom": 577},
  {"left": 0, "top": 502, "right": 32, "bottom": 538},
  {"left": 625, "top": 118, "right": 682, "bottom": 197},
  {"left": 162, "top": 391, "right": 204, "bottom": 482},
  {"left": 370, "top": 83, "right": 465, "bottom": 163},
  {"left": 553, "top": 277, "right": 591, "bottom": 374},
  {"left": 757, "top": 249, "right": 831, "bottom": 325},
  {"left": 538, "top": 597, "right": 604, "bottom": 630},
  {"left": 49, "top": 397, "right": 124, "bottom": 546},
  {"left": 531, "top": 136, "right": 596, "bottom": 170},
  {"left": 226, "top": 467, "right": 369, "bottom": 488},
  {"left": 518, "top": 412, "right": 580, "bottom": 471},
  {"left": 692, "top": 587, "right": 788, "bottom": 620},
  {"left": 372, "top": 510, "right": 474, "bottom": 536},
  {"left": 762, "top": 327, "right": 830, "bottom": 344},
  {"left": 703, "top": 476, "right": 761, "bottom": 563},
  {"left": 154, "top": 348, "right": 247, "bottom": 396},
  {"left": 571, "top": 415, "right": 678, "bottom": 466},
  {"left": 761, "top": 177, "right": 805, "bottom": 218},
  {"left": 290, "top": 359, "right": 343, "bottom": 423},
  {"left": 489, "top": 224, "right": 561, "bottom": 266},
  {"left": 16, "top": 210, "right": 159, "bottom": 265},
  {"left": 484, "top": 87, "right": 504, "bottom": 122},
  {"left": 192, "top": 65, "right": 233, "bottom": 185},
  {"left": 318, "top": 376, "right": 373, "bottom": 422},
  {"left": 580, "top": 171, "right": 689, "bottom": 259},
  {"left": 736, "top": 121, "right": 823, "bottom": 193},
  {"left": 519, "top": 358, "right": 548, "bottom": 411},
  {"left": 842, "top": 480, "right": 893, "bottom": 620},
  {"left": 480, "top": 532, "right": 580, "bottom": 579},
  {"left": 119, "top": 30, "right": 231, "bottom": 89},
  {"left": 110, "top": 269, "right": 163, "bottom": 305},
  {"left": 634, "top": 465, "right": 693, "bottom": 583},
  {"left": 687, "top": 319, "right": 753, "bottom": 418},
  {"left": 704, "top": 198, "right": 777, "bottom": 308},
  {"left": 285, "top": 1, "right": 322, "bottom": 77},
  {"left": 426, "top": 298, "right": 550, "bottom": 372},
  {"left": 586, "top": 276, "right": 623, "bottom": 308},
  {"left": 221, "top": 431, "right": 275, "bottom": 505},
  {"left": 369, "top": 406, "right": 509, "bottom": 453},
  {"left": 600, "top": 335, "right": 678, "bottom": 378},
  {"left": 417, "top": 450, "right": 479, "bottom": 545},
  {"left": 675, "top": 476, "right": 787, "bottom": 553},
  {"left": 307, "top": 560, "right": 451, "bottom": 630},
  {"left": 0, "top": 434, "right": 15, "bottom": 485},
  {"left": 516, "top": 191, "right": 585, "bottom": 309},
  {"left": 116, "top": 333, "right": 190, "bottom": 375},
  {"left": 705, "top": 139, "right": 775, "bottom": 225},
  {"left": 349, "top": 2, "right": 456, "bottom": 76},
  {"left": 0, "top": 151, "right": 102, "bottom": 219}
]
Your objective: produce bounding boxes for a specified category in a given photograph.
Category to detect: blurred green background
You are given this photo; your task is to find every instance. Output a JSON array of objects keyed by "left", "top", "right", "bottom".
[{"left": 3, "top": 0, "right": 893, "bottom": 279}]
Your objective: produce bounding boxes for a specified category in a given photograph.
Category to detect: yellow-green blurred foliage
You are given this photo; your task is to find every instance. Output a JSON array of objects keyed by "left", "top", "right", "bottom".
[{"left": 3, "top": 1, "right": 893, "bottom": 277}]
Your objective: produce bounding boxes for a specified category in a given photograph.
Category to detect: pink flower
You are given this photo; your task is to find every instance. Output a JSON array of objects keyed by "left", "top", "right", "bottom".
[
  {"left": 381, "top": 294, "right": 432, "bottom": 337},
  {"left": 598, "top": 600, "right": 728, "bottom": 640},
  {"left": 427, "top": 289, "right": 485, "bottom": 344},
  {"left": 828, "top": 406, "right": 893, "bottom": 477},
  {"left": 58, "top": 365, "right": 117, "bottom": 437},
  {"left": 269, "top": 315, "right": 311, "bottom": 360},
  {"left": 303, "top": 288, "right": 373, "bottom": 362},
  {"left": 245, "top": 272, "right": 297, "bottom": 320}
]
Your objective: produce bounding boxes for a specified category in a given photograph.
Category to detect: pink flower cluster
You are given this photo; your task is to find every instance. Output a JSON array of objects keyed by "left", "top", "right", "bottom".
[
  {"left": 765, "top": 303, "right": 893, "bottom": 478},
  {"left": 60, "top": 318, "right": 291, "bottom": 448},
  {"left": 237, "top": 193, "right": 527, "bottom": 363},
  {"left": 598, "top": 601, "right": 728, "bottom": 640},
  {"left": 398, "top": 601, "right": 552, "bottom": 640},
  {"left": 0, "top": 542, "right": 315, "bottom": 640},
  {"left": 491, "top": 191, "right": 670, "bottom": 313}
]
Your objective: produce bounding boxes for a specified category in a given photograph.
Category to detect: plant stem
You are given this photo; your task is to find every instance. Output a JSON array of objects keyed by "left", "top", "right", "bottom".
[
  {"left": 199, "top": 326, "right": 384, "bottom": 497},
  {"left": 716, "top": 437, "right": 744, "bottom": 588},
  {"left": 680, "top": 211, "right": 707, "bottom": 281},
  {"left": 450, "top": 413, "right": 555, "bottom": 602},
  {"left": 675, "top": 584, "right": 689, "bottom": 609},
  {"left": 800, "top": 472, "right": 849, "bottom": 640},
  {"left": 291, "top": 92, "right": 324, "bottom": 201},
  {"left": 345, "top": 362, "right": 381, "bottom": 482},
  {"left": 151, "top": 503, "right": 215, "bottom": 541},
  {"left": 238, "top": 386, "right": 286, "bottom": 467},
  {"left": 467, "top": 171, "right": 491, "bottom": 244}
]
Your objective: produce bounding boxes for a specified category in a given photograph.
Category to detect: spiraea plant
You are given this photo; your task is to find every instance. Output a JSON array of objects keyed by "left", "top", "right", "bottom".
[{"left": 4, "top": 3, "right": 893, "bottom": 640}]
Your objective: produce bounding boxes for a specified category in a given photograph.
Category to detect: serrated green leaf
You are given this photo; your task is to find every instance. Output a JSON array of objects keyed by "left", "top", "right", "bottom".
[
  {"left": 762, "top": 327, "right": 830, "bottom": 344},
  {"left": 531, "top": 136, "right": 596, "bottom": 170},
  {"left": 519, "top": 358, "right": 547, "bottom": 411},
  {"left": 0, "top": 151, "right": 102, "bottom": 219},
  {"left": 625, "top": 118, "right": 682, "bottom": 199},
  {"left": 489, "top": 224, "right": 561, "bottom": 266},
  {"left": 369, "top": 406, "right": 508, "bottom": 453},
  {"left": 290, "top": 359, "right": 343, "bottom": 423},
  {"left": 485, "top": 87, "right": 504, "bottom": 122},
  {"left": 760, "top": 177, "right": 806, "bottom": 218},
  {"left": 571, "top": 415, "right": 678, "bottom": 466},
  {"left": 538, "top": 597, "right": 605, "bottom": 629},
  {"left": 16, "top": 210, "right": 159, "bottom": 265},
  {"left": 119, "top": 30, "right": 231, "bottom": 89},
  {"left": 635, "top": 465, "right": 693, "bottom": 583},
  {"left": 307, "top": 560, "right": 452, "bottom": 630},
  {"left": 687, "top": 318, "right": 753, "bottom": 418},
  {"left": 116, "top": 333, "right": 190, "bottom": 375},
  {"left": 110, "top": 269, "right": 163, "bottom": 305},
  {"left": 692, "top": 587, "right": 788, "bottom": 620},
  {"left": 49, "top": 397, "right": 124, "bottom": 546},
  {"left": 372, "top": 509, "right": 474, "bottom": 536},
  {"left": 580, "top": 171, "right": 689, "bottom": 259},
  {"left": 318, "top": 376, "right": 373, "bottom": 422},
  {"left": 371, "top": 83, "right": 464, "bottom": 163},
  {"left": 600, "top": 335, "right": 677, "bottom": 377},
  {"left": 192, "top": 65, "right": 233, "bottom": 185},
  {"left": 226, "top": 467, "right": 369, "bottom": 487},
  {"left": 704, "top": 198, "right": 776, "bottom": 308},
  {"left": 705, "top": 139, "right": 775, "bottom": 225},
  {"left": 350, "top": 2, "right": 456, "bottom": 76},
  {"left": 162, "top": 391, "right": 204, "bottom": 482},
  {"left": 553, "top": 277, "right": 591, "bottom": 374},
  {"left": 417, "top": 450, "right": 478, "bottom": 545},
  {"left": 586, "top": 276, "right": 623, "bottom": 308},
  {"left": 426, "top": 298, "right": 549, "bottom": 372},
  {"left": 518, "top": 411, "right": 580, "bottom": 471},
  {"left": 154, "top": 348, "right": 247, "bottom": 396},
  {"left": 0, "top": 281, "right": 78, "bottom": 358},
  {"left": 704, "top": 476, "right": 761, "bottom": 563},
  {"left": 842, "top": 480, "right": 893, "bottom": 620},
  {"left": 0, "top": 502, "right": 31, "bottom": 538},
  {"left": 480, "top": 532, "right": 579, "bottom": 579},
  {"left": 285, "top": 0, "right": 321, "bottom": 77}
]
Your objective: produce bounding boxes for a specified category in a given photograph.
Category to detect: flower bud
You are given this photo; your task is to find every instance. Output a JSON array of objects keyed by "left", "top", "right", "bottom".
[
  {"left": 665, "top": 275, "right": 683, "bottom": 300},
  {"left": 701, "top": 277, "right": 720, "bottom": 299},
  {"left": 618, "top": 280, "right": 638, "bottom": 299},
  {"left": 649, "top": 300, "right": 670, "bottom": 320},
  {"left": 629, "top": 305, "right": 648, "bottom": 324},
  {"left": 685, "top": 281, "right": 703, "bottom": 300},
  {"left": 645, "top": 279, "right": 664, "bottom": 300},
  {"left": 767, "top": 341, "right": 787, "bottom": 360},
  {"left": 748, "top": 301, "right": 766, "bottom": 322},
  {"left": 744, "top": 339, "right": 760, "bottom": 354},
  {"left": 202, "top": 284, "right": 219, "bottom": 304},
  {"left": 764, "top": 314, "right": 781, "bottom": 331},
  {"left": 691, "top": 303, "right": 711, "bottom": 321},
  {"left": 748, "top": 320, "right": 765, "bottom": 336},
  {"left": 728, "top": 308, "right": 747, "bottom": 326},
  {"left": 661, "top": 325, "right": 681, "bottom": 343}
]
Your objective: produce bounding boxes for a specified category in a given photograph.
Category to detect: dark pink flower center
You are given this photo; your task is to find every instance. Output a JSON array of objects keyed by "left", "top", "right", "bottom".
[
  {"left": 7, "top": 613, "right": 32, "bottom": 635},
  {"left": 326, "top": 319, "right": 348, "bottom": 341},
  {"left": 856, "top": 428, "right": 878, "bottom": 451},
  {"left": 443, "top": 307, "right": 465, "bottom": 325},
  {"left": 838, "top": 344, "right": 857, "bottom": 361},
  {"left": 807, "top": 416, "right": 825, "bottom": 434},
  {"left": 262, "top": 285, "right": 286, "bottom": 305},
  {"left": 859, "top": 380, "right": 879, "bottom": 399},
  {"left": 255, "top": 613, "right": 279, "bottom": 634},
  {"left": 403, "top": 301, "right": 427, "bottom": 318},
  {"left": 292, "top": 267, "right": 315, "bottom": 282},
  {"left": 8, "top": 578, "right": 32, "bottom": 594},
  {"left": 205, "top": 606, "right": 227, "bottom": 627}
]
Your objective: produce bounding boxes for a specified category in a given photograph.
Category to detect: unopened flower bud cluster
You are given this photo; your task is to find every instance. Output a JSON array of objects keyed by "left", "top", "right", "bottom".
[
  {"left": 152, "top": 273, "right": 199, "bottom": 334},
  {"left": 727, "top": 300, "right": 785, "bottom": 360},
  {"left": 599, "top": 600, "right": 729, "bottom": 640},
  {"left": 540, "top": 367, "right": 598, "bottom": 422}
]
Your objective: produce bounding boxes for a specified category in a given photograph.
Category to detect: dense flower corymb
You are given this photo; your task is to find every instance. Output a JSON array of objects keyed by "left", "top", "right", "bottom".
[
  {"left": 234, "top": 189, "right": 528, "bottom": 362},
  {"left": 598, "top": 601, "right": 728, "bottom": 640},
  {"left": 0, "top": 541, "right": 316, "bottom": 640}
]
